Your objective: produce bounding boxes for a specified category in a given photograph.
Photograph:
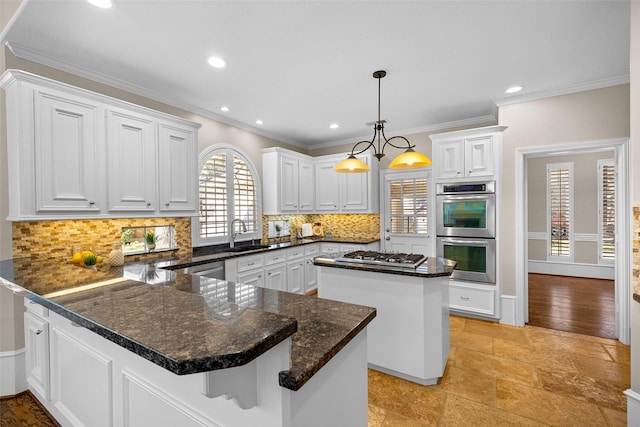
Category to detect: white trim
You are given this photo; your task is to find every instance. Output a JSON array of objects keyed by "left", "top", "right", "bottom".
[
  {"left": 0, "top": 348, "right": 27, "bottom": 396},
  {"left": 625, "top": 389, "right": 640, "bottom": 426},
  {"left": 528, "top": 260, "right": 614, "bottom": 280},
  {"left": 516, "top": 138, "right": 630, "bottom": 344},
  {"left": 527, "top": 232, "right": 546, "bottom": 240},
  {"left": 499, "top": 295, "right": 516, "bottom": 326},
  {"left": 574, "top": 233, "right": 598, "bottom": 242},
  {"left": 495, "top": 75, "right": 630, "bottom": 108}
]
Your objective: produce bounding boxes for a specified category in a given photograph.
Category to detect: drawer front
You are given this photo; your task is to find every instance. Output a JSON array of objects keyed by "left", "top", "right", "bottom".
[
  {"left": 265, "top": 251, "right": 286, "bottom": 265},
  {"left": 321, "top": 243, "right": 340, "bottom": 254},
  {"left": 286, "top": 247, "right": 304, "bottom": 260},
  {"left": 449, "top": 283, "right": 495, "bottom": 316},
  {"left": 237, "top": 254, "right": 265, "bottom": 272},
  {"left": 303, "top": 244, "right": 320, "bottom": 256}
]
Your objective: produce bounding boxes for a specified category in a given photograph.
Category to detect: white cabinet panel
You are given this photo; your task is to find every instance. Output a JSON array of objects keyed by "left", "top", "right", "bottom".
[
  {"left": 297, "top": 159, "right": 315, "bottom": 212},
  {"left": 34, "top": 89, "right": 102, "bottom": 213},
  {"left": 265, "top": 264, "right": 287, "bottom": 291},
  {"left": 158, "top": 122, "right": 198, "bottom": 212},
  {"left": 304, "top": 257, "right": 318, "bottom": 293},
  {"left": 287, "top": 259, "right": 305, "bottom": 294},
  {"left": 314, "top": 160, "right": 340, "bottom": 211},
  {"left": 236, "top": 269, "right": 264, "bottom": 288},
  {"left": 340, "top": 157, "right": 369, "bottom": 211},
  {"left": 449, "top": 281, "right": 496, "bottom": 316},
  {"left": 24, "top": 311, "right": 50, "bottom": 400},
  {"left": 107, "top": 109, "right": 156, "bottom": 212},
  {"left": 315, "top": 153, "right": 377, "bottom": 213},
  {"left": 51, "top": 327, "right": 113, "bottom": 427},
  {"left": 262, "top": 149, "right": 315, "bottom": 214},
  {"left": 279, "top": 156, "right": 299, "bottom": 212},
  {"left": 465, "top": 136, "right": 494, "bottom": 177},
  {"left": 435, "top": 140, "right": 464, "bottom": 179}
]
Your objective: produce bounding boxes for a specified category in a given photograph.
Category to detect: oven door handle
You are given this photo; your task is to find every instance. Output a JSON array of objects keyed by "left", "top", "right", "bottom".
[{"left": 441, "top": 238, "right": 492, "bottom": 246}]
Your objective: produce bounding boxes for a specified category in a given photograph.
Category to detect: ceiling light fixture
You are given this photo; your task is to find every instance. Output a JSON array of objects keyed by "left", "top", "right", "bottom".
[
  {"left": 334, "top": 70, "right": 431, "bottom": 173},
  {"left": 329, "top": 123, "right": 339, "bottom": 129},
  {"left": 208, "top": 56, "right": 226, "bottom": 68},
  {"left": 220, "top": 106, "right": 229, "bottom": 112},
  {"left": 505, "top": 85, "right": 523, "bottom": 94},
  {"left": 256, "top": 119, "right": 263, "bottom": 125},
  {"left": 87, "top": 0, "right": 113, "bottom": 8}
]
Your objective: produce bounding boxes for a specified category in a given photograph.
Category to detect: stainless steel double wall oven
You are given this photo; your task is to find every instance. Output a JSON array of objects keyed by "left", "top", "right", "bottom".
[{"left": 436, "top": 181, "right": 496, "bottom": 283}]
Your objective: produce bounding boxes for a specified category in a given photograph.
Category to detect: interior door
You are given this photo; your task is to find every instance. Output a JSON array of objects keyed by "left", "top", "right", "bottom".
[{"left": 380, "top": 169, "right": 434, "bottom": 256}]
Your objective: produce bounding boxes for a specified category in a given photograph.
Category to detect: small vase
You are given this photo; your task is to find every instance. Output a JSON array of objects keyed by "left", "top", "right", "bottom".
[
  {"left": 109, "top": 242, "right": 124, "bottom": 266},
  {"left": 147, "top": 243, "right": 156, "bottom": 252},
  {"left": 85, "top": 265, "right": 97, "bottom": 271}
]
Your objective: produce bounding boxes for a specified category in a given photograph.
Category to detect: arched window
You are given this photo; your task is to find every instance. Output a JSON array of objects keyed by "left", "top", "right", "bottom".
[{"left": 193, "top": 145, "right": 261, "bottom": 246}]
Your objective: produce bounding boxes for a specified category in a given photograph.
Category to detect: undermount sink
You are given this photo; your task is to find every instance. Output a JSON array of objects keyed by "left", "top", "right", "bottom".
[{"left": 226, "top": 245, "right": 271, "bottom": 253}]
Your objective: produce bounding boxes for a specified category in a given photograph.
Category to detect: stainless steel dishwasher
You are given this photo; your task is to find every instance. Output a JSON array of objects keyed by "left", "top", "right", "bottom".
[{"left": 181, "top": 260, "right": 225, "bottom": 280}]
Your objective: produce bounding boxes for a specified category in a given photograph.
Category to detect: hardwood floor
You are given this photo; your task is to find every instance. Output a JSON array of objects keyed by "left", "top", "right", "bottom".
[
  {"left": 528, "top": 273, "right": 616, "bottom": 339},
  {"left": 0, "top": 391, "right": 59, "bottom": 427}
]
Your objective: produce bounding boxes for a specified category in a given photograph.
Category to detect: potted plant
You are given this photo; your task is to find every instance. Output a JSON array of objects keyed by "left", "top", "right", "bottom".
[
  {"left": 83, "top": 254, "right": 98, "bottom": 271},
  {"left": 145, "top": 232, "right": 156, "bottom": 251},
  {"left": 275, "top": 224, "right": 281, "bottom": 238}
]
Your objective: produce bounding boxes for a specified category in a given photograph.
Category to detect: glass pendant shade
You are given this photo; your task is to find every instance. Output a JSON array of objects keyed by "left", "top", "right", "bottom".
[
  {"left": 388, "top": 149, "right": 432, "bottom": 169},
  {"left": 333, "top": 155, "right": 371, "bottom": 173}
]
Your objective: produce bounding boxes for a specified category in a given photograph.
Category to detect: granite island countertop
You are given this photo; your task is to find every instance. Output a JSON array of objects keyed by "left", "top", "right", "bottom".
[
  {"left": 0, "top": 256, "right": 376, "bottom": 391},
  {"left": 313, "top": 254, "right": 457, "bottom": 278}
]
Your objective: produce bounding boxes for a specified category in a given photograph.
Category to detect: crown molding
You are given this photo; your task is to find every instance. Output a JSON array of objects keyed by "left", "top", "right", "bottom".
[
  {"left": 494, "top": 75, "right": 630, "bottom": 107},
  {"left": 6, "top": 42, "right": 306, "bottom": 149}
]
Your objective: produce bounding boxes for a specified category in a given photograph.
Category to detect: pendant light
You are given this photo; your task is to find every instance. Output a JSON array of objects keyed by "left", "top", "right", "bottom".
[{"left": 334, "top": 70, "right": 432, "bottom": 173}]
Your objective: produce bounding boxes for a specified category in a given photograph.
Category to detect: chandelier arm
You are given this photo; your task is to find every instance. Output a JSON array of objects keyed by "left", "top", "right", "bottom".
[
  {"left": 348, "top": 124, "right": 380, "bottom": 156},
  {"left": 382, "top": 135, "right": 416, "bottom": 151}
]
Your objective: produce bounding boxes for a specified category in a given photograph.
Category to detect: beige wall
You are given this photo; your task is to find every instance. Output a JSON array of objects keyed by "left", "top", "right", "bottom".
[
  {"left": 527, "top": 151, "right": 614, "bottom": 263},
  {"left": 498, "top": 83, "right": 630, "bottom": 296}
]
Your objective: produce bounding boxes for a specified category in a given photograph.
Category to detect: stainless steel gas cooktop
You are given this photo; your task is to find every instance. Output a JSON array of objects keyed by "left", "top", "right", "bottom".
[{"left": 335, "top": 250, "right": 427, "bottom": 269}]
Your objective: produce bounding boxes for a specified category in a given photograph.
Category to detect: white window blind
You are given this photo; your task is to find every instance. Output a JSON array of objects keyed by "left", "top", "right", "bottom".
[
  {"left": 547, "top": 163, "right": 573, "bottom": 259},
  {"left": 388, "top": 178, "right": 428, "bottom": 234},
  {"left": 598, "top": 159, "right": 615, "bottom": 262},
  {"left": 198, "top": 148, "right": 258, "bottom": 241}
]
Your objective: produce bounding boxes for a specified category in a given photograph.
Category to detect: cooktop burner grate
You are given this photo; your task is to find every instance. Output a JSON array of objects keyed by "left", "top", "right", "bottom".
[{"left": 339, "top": 250, "right": 427, "bottom": 268}]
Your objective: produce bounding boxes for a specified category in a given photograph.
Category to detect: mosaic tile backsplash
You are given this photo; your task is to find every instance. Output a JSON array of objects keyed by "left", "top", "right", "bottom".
[
  {"left": 263, "top": 214, "right": 380, "bottom": 242},
  {"left": 12, "top": 217, "right": 192, "bottom": 263}
]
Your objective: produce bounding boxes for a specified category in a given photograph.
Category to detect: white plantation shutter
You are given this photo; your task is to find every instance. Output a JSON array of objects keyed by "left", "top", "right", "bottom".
[
  {"left": 598, "top": 159, "right": 615, "bottom": 262},
  {"left": 198, "top": 148, "right": 259, "bottom": 241},
  {"left": 547, "top": 163, "right": 573, "bottom": 259},
  {"left": 388, "top": 178, "right": 428, "bottom": 234}
]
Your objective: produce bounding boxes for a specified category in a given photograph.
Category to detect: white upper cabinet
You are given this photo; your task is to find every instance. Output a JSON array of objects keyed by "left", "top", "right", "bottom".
[
  {"left": 315, "top": 153, "right": 378, "bottom": 213},
  {"left": 107, "top": 109, "right": 156, "bottom": 212},
  {"left": 431, "top": 126, "right": 506, "bottom": 181},
  {"left": 262, "top": 148, "right": 315, "bottom": 214},
  {"left": 0, "top": 70, "right": 200, "bottom": 220},
  {"left": 158, "top": 122, "right": 198, "bottom": 213},
  {"left": 34, "top": 89, "right": 103, "bottom": 214}
]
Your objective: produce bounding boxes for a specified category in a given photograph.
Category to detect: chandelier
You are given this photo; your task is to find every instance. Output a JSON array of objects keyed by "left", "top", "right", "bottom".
[{"left": 334, "top": 70, "right": 432, "bottom": 173}]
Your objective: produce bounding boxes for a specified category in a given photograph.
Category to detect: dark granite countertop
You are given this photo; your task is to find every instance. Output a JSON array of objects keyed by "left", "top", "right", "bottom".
[
  {"left": 0, "top": 256, "right": 375, "bottom": 391},
  {"left": 313, "top": 254, "right": 457, "bottom": 278}
]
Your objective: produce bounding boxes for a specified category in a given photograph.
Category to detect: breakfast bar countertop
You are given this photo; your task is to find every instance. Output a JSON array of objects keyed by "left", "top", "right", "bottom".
[{"left": 0, "top": 256, "right": 376, "bottom": 391}]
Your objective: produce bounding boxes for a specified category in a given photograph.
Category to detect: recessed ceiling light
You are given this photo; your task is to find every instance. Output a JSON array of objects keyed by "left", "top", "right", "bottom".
[
  {"left": 256, "top": 120, "right": 263, "bottom": 125},
  {"left": 220, "top": 106, "right": 229, "bottom": 112},
  {"left": 505, "top": 85, "right": 523, "bottom": 94},
  {"left": 329, "top": 123, "right": 339, "bottom": 129},
  {"left": 87, "top": 0, "right": 113, "bottom": 8},
  {"left": 208, "top": 56, "right": 226, "bottom": 68}
]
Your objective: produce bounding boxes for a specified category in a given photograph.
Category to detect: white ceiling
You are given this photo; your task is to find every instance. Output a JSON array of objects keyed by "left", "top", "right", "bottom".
[{"left": 2, "top": 0, "right": 630, "bottom": 148}]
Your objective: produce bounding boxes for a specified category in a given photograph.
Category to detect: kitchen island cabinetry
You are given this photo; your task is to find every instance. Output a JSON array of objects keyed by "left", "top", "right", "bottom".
[
  {"left": 0, "top": 69, "right": 200, "bottom": 220},
  {"left": 24, "top": 303, "right": 50, "bottom": 401}
]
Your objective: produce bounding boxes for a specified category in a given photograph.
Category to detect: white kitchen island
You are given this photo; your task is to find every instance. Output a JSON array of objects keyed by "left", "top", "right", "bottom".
[{"left": 316, "top": 256, "right": 455, "bottom": 385}]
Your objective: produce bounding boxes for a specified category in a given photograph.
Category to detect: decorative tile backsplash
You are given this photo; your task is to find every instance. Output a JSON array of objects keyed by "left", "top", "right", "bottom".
[
  {"left": 263, "top": 214, "right": 380, "bottom": 242},
  {"left": 12, "top": 218, "right": 192, "bottom": 262}
]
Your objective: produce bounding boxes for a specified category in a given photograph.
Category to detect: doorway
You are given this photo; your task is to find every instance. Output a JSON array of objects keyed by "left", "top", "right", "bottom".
[{"left": 515, "top": 138, "right": 631, "bottom": 344}]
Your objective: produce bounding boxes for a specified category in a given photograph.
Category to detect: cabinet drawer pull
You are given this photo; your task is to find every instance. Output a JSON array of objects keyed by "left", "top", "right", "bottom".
[
  {"left": 459, "top": 296, "right": 470, "bottom": 301},
  {"left": 247, "top": 262, "right": 254, "bottom": 266}
]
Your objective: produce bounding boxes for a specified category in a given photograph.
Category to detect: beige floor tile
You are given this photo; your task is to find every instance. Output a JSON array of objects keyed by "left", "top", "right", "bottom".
[
  {"left": 450, "top": 330, "right": 494, "bottom": 354},
  {"left": 368, "top": 404, "right": 387, "bottom": 427},
  {"left": 368, "top": 369, "right": 445, "bottom": 425},
  {"left": 439, "top": 365, "right": 496, "bottom": 406},
  {"left": 463, "top": 318, "right": 529, "bottom": 343},
  {"left": 603, "top": 343, "right": 631, "bottom": 365},
  {"left": 380, "top": 411, "right": 431, "bottom": 426},
  {"left": 572, "top": 355, "right": 631, "bottom": 388},
  {"left": 454, "top": 347, "right": 539, "bottom": 387},
  {"left": 497, "top": 378, "right": 608, "bottom": 426},
  {"left": 440, "top": 394, "right": 546, "bottom": 427},
  {"left": 493, "top": 337, "right": 579, "bottom": 373},
  {"left": 526, "top": 329, "right": 614, "bottom": 361},
  {"left": 526, "top": 324, "right": 619, "bottom": 346},
  {"left": 450, "top": 315, "right": 465, "bottom": 332},
  {"left": 600, "top": 406, "right": 627, "bottom": 427},
  {"left": 537, "top": 366, "right": 627, "bottom": 411}
]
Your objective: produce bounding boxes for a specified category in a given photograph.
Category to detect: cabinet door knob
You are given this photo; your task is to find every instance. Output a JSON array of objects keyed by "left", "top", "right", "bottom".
[
  {"left": 35, "top": 329, "right": 43, "bottom": 335},
  {"left": 468, "top": 171, "right": 472, "bottom": 174},
  {"left": 146, "top": 202, "right": 151, "bottom": 207},
  {"left": 385, "top": 236, "right": 391, "bottom": 241},
  {"left": 165, "top": 203, "right": 170, "bottom": 207},
  {"left": 89, "top": 201, "right": 95, "bottom": 205}
]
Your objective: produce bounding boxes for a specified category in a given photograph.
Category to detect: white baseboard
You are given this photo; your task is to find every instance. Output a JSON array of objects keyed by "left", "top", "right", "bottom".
[
  {"left": 625, "top": 389, "right": 640, "bottom": 426},
  {"left": 528, "top": 260, "right": 614, "bottom": 280},
  {"left": 0, "top": 348, "right": 27, "bottom": 396},
  {"left": 500, "top": 295, "right": 517, "bottom": 326}
]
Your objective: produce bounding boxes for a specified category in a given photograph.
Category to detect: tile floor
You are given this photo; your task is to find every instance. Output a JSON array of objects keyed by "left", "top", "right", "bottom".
[{"left": 368, "top": 315, "right": 629, "bottom": 426}]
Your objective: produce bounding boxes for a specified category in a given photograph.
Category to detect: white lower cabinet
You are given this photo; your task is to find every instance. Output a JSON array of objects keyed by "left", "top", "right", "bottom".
[
  {"left": 24, "top": 309, "right": 50, "bottom": 401},
  {"left": 265, "top": 263, "right": 286, "bottom": 291},
  {"left": 236, "top": 268, "right": 265, "bottom": 288},
  {"left": 286, "top": 259, "right": 305, "bottom": 294},
  {"left": 449, "top": 280, "right": 496, "bottom": 317}
]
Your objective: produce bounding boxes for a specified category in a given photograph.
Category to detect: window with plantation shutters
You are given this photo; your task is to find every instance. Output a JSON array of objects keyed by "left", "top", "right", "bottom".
[
  {"left": 547, "top": 162, "right": 573, "bottom": 259},
  {"left": 598, "top": 159, "right": 615, "bottom": 263},
  {"left": 197, "top": 147, "right": 260, "bottom": 244},
  {"left": 388, "top": 178, "right": 428, "bottom": 234}
]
